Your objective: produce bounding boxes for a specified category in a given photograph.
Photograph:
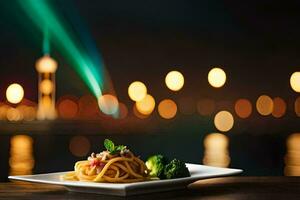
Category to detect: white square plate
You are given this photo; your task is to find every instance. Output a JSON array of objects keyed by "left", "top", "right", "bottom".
[{"left": 9, "top": 163, "right": 242, "bottom": 196}]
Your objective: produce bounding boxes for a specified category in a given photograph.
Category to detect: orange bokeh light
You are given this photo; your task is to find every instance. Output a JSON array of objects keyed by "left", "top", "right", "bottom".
[
  {"left": 285, "top": 133, "right": 300, "bottom": 176},
  {"left": 272, "top": 97, "right": 286, "bottom": 118},
  {"left": 6, "top": 107, "right": 23, "bottom": 121},
  {"left": 234, "top": 99, "right": 252, "bottom": 118},
  {"left": 256, "top": 95, "right": 273, "bottom": 116},
  {"left": 58, "top": 97, "right": 78, "bottom": 119},
  {"left": 9, "top": 135, "right": 34, "bottom": 175},
  {"left": 69, "top": 136, "right": 91, "bottom": 157},
  {"left": 158, "top": 99, "right": 177, "bottom": 119}
]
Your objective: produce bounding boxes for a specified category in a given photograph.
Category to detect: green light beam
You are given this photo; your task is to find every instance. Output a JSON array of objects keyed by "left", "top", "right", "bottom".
[{"left": 18, "top": 0, "right": 103, "bottom": 98}]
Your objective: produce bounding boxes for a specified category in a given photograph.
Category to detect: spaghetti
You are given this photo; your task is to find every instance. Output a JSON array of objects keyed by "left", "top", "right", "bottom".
[{"left": 62, "top": 145, "right": 150, "bottom": 183}]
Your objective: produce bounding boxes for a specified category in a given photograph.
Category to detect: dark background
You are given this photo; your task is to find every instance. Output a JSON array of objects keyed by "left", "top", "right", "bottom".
[{"left": 0, "top": 0, "right": 299, "bottom": 181}]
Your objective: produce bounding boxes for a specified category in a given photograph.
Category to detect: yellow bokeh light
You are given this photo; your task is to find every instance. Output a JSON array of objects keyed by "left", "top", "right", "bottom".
[
  {"left": 295, "top": 97, "right": 300, "bottom": 117},
  {"left": 214, "top": 110, "right": 234, "bottom": 132},
  {"left": 42, "top": 96, "right": 52, "bottom": 108},
  {"left": 204, "top": 133, "right": 229, "bottom": 150},
  {"left": 98, "top": 94, "right": 119, "bottom": 115},
  {"left": 208, "top": 67, "right": 226, "bottom": 88},
  {"left": 39, "top": 79, "right": 53, "bottom": 95},
  {"left": 290, "top": 72, "right": 300, "bottom": 93},
  {"left": 35, "top": 55, "right": 58, "bottom": 73},
  {"left": 128, "top": 81, "right": 147, "bottom": 102},
  {"left": 256, "top": 95, "right": 273, "bottom": 116},
  {"left": 234, "top": 99, "right": 252, "bottom": 119},
  {"left": 158, "top": 99, "right": 177, "bottom": 119},
  {"left": 272, "top": 97, "right": 286, "bottom": 118},
  {"left": 6, "top": 83, "right": 24, "bottom": 104},
  {"left": 165, "top": 71, "right": 184, "bottom": 91},
  {"left": 133, "top": 104, "right": 149, "bottom": 119},
  {"left": 136, "top": 94, "right": 155, "bottom": 115},
  {"left": 203, "top": 133, "right": 230, "bottom": 167}
]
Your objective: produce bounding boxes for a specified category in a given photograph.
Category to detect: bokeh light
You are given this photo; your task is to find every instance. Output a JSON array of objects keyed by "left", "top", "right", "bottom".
[
  {"left": 41, "top": 96, "right": 52, "bottom": 108},
  {"left": 35, "top": 55, "right": 58, "bottom": 73},
  {"left": 272, "top": 97, "right": 286, "bottom": 118},
  {"left": 208, "top": 68, "right": 226, "bottom": 88},
  {"left": 128, "top": 81, "right": 147, "bottom": 102},
  {"left": 21, "top": 106, "right": 37, "bottom": 121},
  {"left": 6, "top": 83, "right": 24, "bottom": 104},
  {"left": 197, "top": 98, "right": 215, "bottom": 116},
  {"left": 203, "top": 133, "right": 230, "bottom": 167},
  {"left": 214, "top": 111, "right": 234, "bottom": 132},
  {"left": 133, "top": 104, "right": 149, "bottom": 119},
  {"left": 234, "top": 99, "right": 252, "bottom": 119},
  {"left": 256, "top": 95, "right": 274, "bottom": 116},
  {"left": 0, "top": 105, "right": 9, "bottom": 120},
  {"left": 98, "top": 94, "right": 119, "bottom": 115},
  {"left": 9, "top": 135, "right": 34, "bottom": 175},
  {"left": 78, "top": 95, "right": 100, "bottom": 118},
  {"left": 295, "top": 97, "right": 300, "bottom": 117},
  {"left": 136, "top": 94, "right": 155, "bottom": 115},
  {"left": 290, "top": 72, "right": 300, "bottom": 93},
  {"left": 178, "top": 97, "right": 196, "bottom": 115},
  {"left": 69, "top": 136, "right": 91, "bottom": 157},
  {"left": 6, "top": 108, "right": 23, "bottom": 121},
  {"left": 57, "top": 97, "right": 78, "bottom": 119},
  {"left": 165, "top": 71, "right": 184, "bottom": 91},
  {"left": 158, "top": 99, "right": 177, "bottom": 119},
  {"left": 39, "top": 79, "right": 53, "bottom": 95},
  {"left": 285, "top": 133, "right": 300, "bottom": 176},
  {"left": 117, "top": 102, "right": 128, "bottom": 119}
]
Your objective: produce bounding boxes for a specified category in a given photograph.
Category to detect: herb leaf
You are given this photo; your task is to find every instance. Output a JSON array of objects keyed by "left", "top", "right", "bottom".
[
  {"left": 104, "top": 139, "right": 127, "bottom": 154},
  {"left": 104, "top": 139, "right": 115, "bottom": 152},
  {"left": 116, "top": 145, "right": 126, "bottom": 152}
]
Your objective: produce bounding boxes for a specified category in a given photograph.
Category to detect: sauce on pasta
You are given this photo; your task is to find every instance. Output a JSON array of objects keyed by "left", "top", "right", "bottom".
[{"left": 62, "top": 148, "right": 150, "bottom": 183}]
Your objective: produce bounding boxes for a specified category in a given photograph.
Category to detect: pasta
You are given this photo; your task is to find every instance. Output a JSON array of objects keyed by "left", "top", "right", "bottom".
[{"left": 62, "top": 147, "right": 150, "bottom": 183}]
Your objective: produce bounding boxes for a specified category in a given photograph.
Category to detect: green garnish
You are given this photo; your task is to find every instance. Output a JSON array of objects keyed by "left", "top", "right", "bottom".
[
  {"left": 146, "top": 155, "right": 190, "bottom": 179},
  {"left": 104, "top": 139, "right": 126, "bottom": 155},
  {"left": 164, "top": 159, "right": 190, "bottom": 179},
  {"left": 146, "top": 154, "right": 168, "bottom": 179}
]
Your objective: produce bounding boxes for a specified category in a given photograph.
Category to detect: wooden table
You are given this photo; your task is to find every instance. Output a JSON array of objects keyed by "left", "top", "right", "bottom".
[{"left": 1, "top": 177, "right": 300, "bottom": 199}]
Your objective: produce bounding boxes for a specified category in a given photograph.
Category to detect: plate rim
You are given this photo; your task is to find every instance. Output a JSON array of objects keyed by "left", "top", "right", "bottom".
[{"left": 8, "top": 163, "right": 243, "bottom": 190}]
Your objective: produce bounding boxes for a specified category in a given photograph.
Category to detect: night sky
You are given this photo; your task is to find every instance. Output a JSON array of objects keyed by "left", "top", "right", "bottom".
[{"left": 0, "top": 0, "right": 299, "bottom": 105}]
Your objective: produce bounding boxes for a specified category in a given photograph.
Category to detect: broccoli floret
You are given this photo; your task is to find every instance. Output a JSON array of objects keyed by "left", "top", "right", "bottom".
[
  {"left": 164, "top": 159, "right": 190, "bottom": 179},
  {"left": 146, "top": 154, "right": 167, "bottom": 179}
]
